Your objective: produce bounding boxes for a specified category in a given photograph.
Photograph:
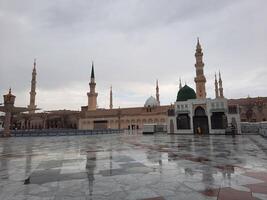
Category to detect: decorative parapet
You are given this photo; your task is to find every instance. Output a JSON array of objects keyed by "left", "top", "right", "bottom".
[
  {"left": 209, "top": 108, "right": 227, "bottom": 113},
  {"left": 176, "top": 110, "right": 190, "bottom": 115}
]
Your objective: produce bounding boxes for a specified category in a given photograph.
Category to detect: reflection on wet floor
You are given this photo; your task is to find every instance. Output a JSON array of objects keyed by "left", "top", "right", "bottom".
[{"left": 0, "top": 133, "right": 267, "bottom": 200}]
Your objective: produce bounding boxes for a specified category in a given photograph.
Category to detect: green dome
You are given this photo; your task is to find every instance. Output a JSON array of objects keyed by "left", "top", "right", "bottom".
[{"left": 176, "top": 85, "right": 196, "bottom": 101}]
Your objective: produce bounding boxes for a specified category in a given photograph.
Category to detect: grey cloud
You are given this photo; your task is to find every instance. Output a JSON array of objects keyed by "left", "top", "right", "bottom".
[
  {"left": 0, "top": 0, "right": 267, "bottom": 110},
  {"left": 1, "top": 0, "right": 235, "bottom": 32},
  {"left": 41, "top": 0, "right": 236, "bottom": 33}
]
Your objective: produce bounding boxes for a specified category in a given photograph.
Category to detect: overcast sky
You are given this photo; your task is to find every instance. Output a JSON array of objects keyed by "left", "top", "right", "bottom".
[{"left": 0, "top": 0, "right": 266, "bottom": 111}]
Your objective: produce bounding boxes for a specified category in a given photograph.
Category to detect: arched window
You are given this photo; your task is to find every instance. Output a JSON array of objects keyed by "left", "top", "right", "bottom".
[
  {"left": 194, "top": 107, "right": 206, "bottom": 116},
  {"left": 176, "top": 114, "right": 190, "bottom": 129},
  {"left": 211, "top": 112, "right": 226, "bottom": 129}
]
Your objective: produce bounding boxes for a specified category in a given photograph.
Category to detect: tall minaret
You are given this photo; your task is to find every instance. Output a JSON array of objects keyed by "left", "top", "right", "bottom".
[
  {"left": 109, "top": 85, "right": 113, "bottom": 109},
  {"left": 28, "top": 59, "right": 37, "bottom": 114},
  {"left": 179, "top": 78, "right": 182, "bottom": 90},
  {"left": 87, "top": 62, "right": 98, "bottom": 110},
  {"left": 218, "top": 71, "right": 224, "bottom": 98},
  {"left": 194, "top": 38, "right": 207, "bottom": 99},
  {"left": 215, "top": 73, "right": 219, "bottom": 98},
  {"left": 156, "top": 79, "right": 160, "bottom": 105}
]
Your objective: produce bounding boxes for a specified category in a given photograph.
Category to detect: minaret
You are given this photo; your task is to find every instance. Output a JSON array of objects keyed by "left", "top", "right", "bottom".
[
  {"left": 218, "top": 71, "right": 224, "bottom": 98},
  {"left": 87, "top": 62, "right": 98, "bottom": 110},
  {"left": 109, "top": 85, "right": 113, "bottom": 109},
  {"left": 179, "top": 78, "right": 182, "bottom": 90},
  {"left": 3, "top": 88, "right": 16, "bottom": 137},
  {"left": 156, "top": 79, "right": 160, "bottom": 105},
  {"left": 194, "top": 38, "right": 207, "bottom": 99},
  {"left": 28, "top": 59, "right": 37, "bottom": 114},
  {"left": 215, "top": 73, "right": 219, "bottom": 98}
]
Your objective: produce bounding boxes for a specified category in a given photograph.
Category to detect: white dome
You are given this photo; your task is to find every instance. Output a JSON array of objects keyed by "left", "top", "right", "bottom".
[{"left": 144, "top": 96, "right": 159, "bottom": 107}]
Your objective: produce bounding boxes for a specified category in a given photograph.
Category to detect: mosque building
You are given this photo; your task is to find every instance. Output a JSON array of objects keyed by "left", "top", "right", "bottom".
[
  {"left": 167, "top": 39, "right": 241, "bottom": 134},
  {"left": 78, "top": 63, "right": 168, "bottom": 130},
  {"left": 8, "top": 59, "right": 169, "bottom": 131},
  {"left": 4, "top": 39, "right": 265, "bottom": 134}
]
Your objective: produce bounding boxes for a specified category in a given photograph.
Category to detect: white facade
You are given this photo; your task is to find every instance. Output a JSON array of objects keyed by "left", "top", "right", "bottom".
[{"left": 167, "top": 98, "right": 241, "bottom": 134}]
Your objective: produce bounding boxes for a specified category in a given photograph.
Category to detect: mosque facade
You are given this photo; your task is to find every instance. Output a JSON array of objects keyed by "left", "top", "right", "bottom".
[
  {"left": 3, "top": 39, "right": 267, "bottom": 134},
  {"left": 167, "top": 39, "right": 241, "bottom": 134}
]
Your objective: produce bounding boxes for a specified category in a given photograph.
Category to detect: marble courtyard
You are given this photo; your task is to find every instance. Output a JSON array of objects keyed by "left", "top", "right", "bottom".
[{"left": 1, "top": 133, "right": 267, "bottom": 200}]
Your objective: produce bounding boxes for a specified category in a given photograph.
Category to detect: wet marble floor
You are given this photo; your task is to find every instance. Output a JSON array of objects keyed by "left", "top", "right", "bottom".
[{"left": 0, "top": 133, "right": 267, "bottom": 200}]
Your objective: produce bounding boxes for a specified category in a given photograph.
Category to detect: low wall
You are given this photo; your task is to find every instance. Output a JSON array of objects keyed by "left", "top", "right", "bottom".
[
  {"left": 240, "top": 122, "right": 267, "bottom": 137},
  {"left": 241, "top": 122, "right": 260, "bottom": 134},
  {"left": 7, "top": 129, "right": 123, "bottom": 137},
  {"left": 259, "top": 122, "right": 267, "bottom": 137}
]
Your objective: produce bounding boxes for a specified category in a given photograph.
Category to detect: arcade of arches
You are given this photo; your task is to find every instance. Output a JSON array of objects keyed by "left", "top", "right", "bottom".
[{"left": 8, "top": 111, "right": 79, "bottom": 130}]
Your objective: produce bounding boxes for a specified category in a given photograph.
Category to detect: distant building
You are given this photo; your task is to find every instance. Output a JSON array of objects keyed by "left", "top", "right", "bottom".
[{"left": 228, "top": 97, "right": 267, "bottom": 122}]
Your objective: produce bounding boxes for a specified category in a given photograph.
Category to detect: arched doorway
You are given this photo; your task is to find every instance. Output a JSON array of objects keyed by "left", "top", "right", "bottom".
[
  {"left": 193, "top": 106, "right": 209, "bottom": 134},
  {"left": 211, "top": 112, "right": 227, "bottom": 129}
]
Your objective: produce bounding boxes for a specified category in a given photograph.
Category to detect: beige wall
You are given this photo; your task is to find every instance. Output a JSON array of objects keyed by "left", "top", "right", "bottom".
[{"left": 78, "top": 115, "right": 167, "bottom": 130}]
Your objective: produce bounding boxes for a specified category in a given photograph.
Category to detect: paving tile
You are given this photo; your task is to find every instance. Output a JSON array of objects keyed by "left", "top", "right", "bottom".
[
  {"left": 0, "top": 134, "right": 267, "bottom": 200},
  {"left": 217, "top": 187, "right": 256, "bottom": 200},
  {"left": 246, "top": 182, "right": 267, "bottom": 195}
]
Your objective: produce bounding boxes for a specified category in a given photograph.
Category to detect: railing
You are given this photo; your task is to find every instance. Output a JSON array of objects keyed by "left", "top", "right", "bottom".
[{"left": 9, "top": 129, "right": 123, "bottom": 137}]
